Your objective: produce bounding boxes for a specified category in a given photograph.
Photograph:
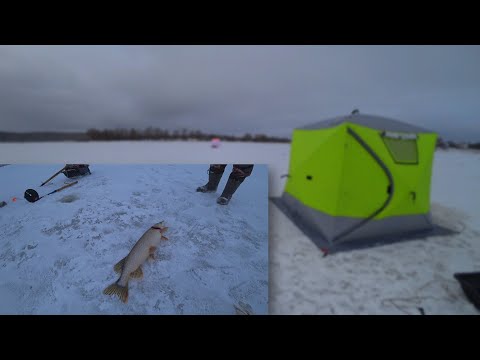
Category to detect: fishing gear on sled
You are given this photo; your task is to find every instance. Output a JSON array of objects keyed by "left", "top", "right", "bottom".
[
  {"left": 23, "top": 164, "right": 91, "bottom": 203},
  {"left": 40, "top": 164, "right": 91, "bottom": 186},
  {"left": 24, "top": 181, "right": 78, "bottom": 203}
]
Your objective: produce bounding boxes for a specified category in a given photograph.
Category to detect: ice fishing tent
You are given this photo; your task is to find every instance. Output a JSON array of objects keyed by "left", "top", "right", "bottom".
[{"left": 273, "top": 112, "right": 440, "bottom": 253}]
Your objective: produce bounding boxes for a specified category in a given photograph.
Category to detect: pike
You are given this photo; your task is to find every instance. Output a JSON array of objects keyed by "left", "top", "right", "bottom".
[{"left": 103, "top": 221, "right": 169, "bottom": 303}]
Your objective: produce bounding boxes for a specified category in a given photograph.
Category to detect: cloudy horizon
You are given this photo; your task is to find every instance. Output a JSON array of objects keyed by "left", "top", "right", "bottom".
[{"left": 1, "top": 45, "right": 479, "bottom": 141}]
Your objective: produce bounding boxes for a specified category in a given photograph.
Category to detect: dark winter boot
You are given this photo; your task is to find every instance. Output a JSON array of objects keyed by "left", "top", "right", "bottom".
[
  {"left": 196, "top": 170, "right": 224, "bottom": 193},
  {"left": 217, "top": 177, "right": 245, "bottom": 205}
]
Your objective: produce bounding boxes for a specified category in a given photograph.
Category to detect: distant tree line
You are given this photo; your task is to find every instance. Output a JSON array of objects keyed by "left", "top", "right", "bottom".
[
  {"left": 85, "top": 127, "right": 291, "bottom": 143},
  {"left": 467, "top": 142, "right": 480, "bottom": 150},
  {"left": 0, "top": 131, "right": 89, "bottom": 142},
  {"left": 1, "top": 131, "right": 480, "bottom": 149},
  {"left": 436, "top": 137, "right": 480, "bottom": 150}
]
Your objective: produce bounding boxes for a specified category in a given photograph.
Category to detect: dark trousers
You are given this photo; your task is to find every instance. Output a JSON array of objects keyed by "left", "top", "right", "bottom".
[{"left": 209, "top": 164, "right": 254, "bottom": 180}]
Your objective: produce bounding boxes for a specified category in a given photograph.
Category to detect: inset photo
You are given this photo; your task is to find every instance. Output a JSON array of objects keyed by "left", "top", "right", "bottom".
[{"left": 0, "top": 164, "right": 268, "bottom": 315}]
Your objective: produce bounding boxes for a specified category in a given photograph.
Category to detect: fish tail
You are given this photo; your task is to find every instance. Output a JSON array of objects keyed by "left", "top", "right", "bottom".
[{"left": 103, "top": 281, "right": 129, "bottom": 303}]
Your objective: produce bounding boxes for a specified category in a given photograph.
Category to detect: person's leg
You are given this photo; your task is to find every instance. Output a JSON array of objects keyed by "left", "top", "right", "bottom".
[
  {"left": 196, "top": 164, "right": 227, "bottom": 193},
  {"left": 217, "top": 165, "right": 254, "bottom": 205},
  {"left": 232, "top": 165, "right": 254, "bottom": 177}
]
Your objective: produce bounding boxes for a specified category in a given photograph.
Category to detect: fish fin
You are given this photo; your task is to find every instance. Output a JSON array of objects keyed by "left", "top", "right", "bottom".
[
  {"left": 148, "top": 246, "right": 157, "bottom": 254},
  {"left": 113, "top": 257, "right": 127, "bottom": 274},
  {"left": 148, "top": 247, "right": 156, "bottom": 260},
  {"left": 130, "top": 266, "right": 143, "bottom": 279},
  {"left": 161, "top": 236, "right": 168, "bottom": 241},
  {"left": 103, "top": 282, "right": 129, "bottom": 303}
]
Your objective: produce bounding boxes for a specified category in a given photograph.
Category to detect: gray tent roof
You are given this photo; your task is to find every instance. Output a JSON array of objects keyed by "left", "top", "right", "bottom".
[{"left": 298, "top": 113, "right": 434, "bottom": 134}]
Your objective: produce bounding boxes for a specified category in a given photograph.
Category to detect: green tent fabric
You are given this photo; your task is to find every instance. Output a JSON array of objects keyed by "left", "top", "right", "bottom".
[{"left": 272, "top": 112, "right": 452, "bottom": 253}]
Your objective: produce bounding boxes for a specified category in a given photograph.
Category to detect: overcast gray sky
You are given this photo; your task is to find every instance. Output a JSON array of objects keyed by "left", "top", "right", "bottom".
[{"left": 1, "top": 45, "right": 479, "bottom": 140}]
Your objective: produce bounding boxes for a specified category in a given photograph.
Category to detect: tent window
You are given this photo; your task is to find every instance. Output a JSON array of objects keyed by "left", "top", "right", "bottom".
[{"left": 381, "top": 132, "right": 419, "bottom": 165}]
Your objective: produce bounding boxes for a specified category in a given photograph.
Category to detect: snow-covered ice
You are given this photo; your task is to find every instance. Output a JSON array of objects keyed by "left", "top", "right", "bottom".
[
  {"left": 1, "top": 141, "right": 479, "bottom": 314},
  {"left": 0, "top": 163, "right": 268, "bottom": 314}
]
